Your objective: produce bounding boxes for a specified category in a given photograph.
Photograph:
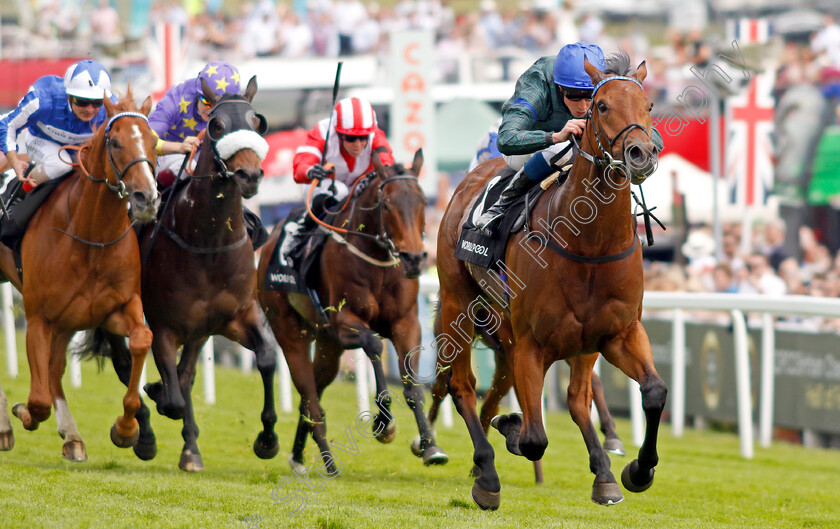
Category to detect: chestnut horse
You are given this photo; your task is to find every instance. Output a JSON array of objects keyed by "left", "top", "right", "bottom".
[
  {"left": 258, "top": 150, "right": 448, "bottom": 473},
  {"left": 0, "top": 93, "right": 160, "bottom": 461},
  {"left": 93, "top": 77, "right": 275, "bottom": 471},
  {"left": 436, "top": 54, "right": 666, "bottom": 510}
]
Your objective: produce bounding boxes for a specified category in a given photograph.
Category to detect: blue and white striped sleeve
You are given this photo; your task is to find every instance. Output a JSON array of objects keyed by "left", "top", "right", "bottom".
[{"left": 0, "top": 90, "right": 40, "bottom": 155}]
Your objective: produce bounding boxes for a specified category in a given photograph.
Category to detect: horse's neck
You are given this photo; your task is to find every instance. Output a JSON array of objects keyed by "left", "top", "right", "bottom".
[
  {"left": 185, "top": 149, "right": 244, "bottom": 221},
  {"left": 342, "top": 179, "right": 384, "bottom": 251},
  {"left": 550, "top": 142, "right": 634, "bottom": 252},
  {"left": 71, "top": 171, "right": 131, "bottom": 238}
]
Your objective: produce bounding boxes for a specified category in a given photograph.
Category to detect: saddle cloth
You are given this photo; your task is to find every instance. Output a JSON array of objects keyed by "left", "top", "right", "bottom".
[
  {"left": 0, "top": 169, "right": 69, "bottom": 249},
  {"left": 454, "top": 167, "right": 547, "bottom": 271}
]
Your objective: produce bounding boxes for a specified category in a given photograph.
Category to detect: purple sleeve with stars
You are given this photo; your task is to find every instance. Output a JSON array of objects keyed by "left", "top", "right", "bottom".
[{"left": 148, "top": 78, "right": 206, "bottom": 142}]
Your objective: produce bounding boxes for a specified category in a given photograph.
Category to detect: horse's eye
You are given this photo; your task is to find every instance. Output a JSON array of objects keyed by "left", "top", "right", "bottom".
[
  {"left": 110, "top": 138, "right": 121, "bottom": 149},
  {"left": 597, "top": 102, "right": 608, "bottom": 113},
  {"left": 382, "top": 200, "right": 391, "bottom": 211},
  {"left": 649, "top": 102, "right": 654, "bottom": 112}
]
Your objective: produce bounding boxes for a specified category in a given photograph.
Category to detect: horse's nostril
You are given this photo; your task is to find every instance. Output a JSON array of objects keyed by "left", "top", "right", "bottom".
[
  {"left": 132, "top": 191, "right": 147, "bottom": 207},
  {"left": 628, "top": 146, "right": 643, "bottom": 160}
]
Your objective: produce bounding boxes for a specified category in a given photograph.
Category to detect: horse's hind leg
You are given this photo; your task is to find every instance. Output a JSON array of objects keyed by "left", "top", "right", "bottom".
[
  {"left": 106, "top": 331, "right": 157, "bottom": 460},
  {"left": 601, "top": 321, "right": 667, "bottom": 495},
  {"left": 223, "top": 302, "right": 279, "bottom": 460},
  {"left": 47, "top": 331, "right": 87, "bottom": 462},
  {"left": 102, "top": 295, "right": 152, "bottom": 448},
  {"left": 176, "top": 340, "right": 204, "bottom": 472},
  {"left": 144, "top": 328, "right": 185, "bottom": 420},
  {"left": 591, "top": 370, "right": 625, "bottom": 456},
  {"left": 567, "top": 354, "right": 623, "bottom": 505},
  {"left": 390, "top": 314, "right": 448, "bottom": 466},
  {"left": 13, "top": 316, "right": 54, "bottom": 431},
  {"left": 0, "top": 382, "right": 14, "bottom": 450}
]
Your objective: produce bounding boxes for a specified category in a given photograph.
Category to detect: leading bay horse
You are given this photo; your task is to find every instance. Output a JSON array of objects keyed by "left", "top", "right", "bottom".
[
  {"left": 92, "top": 77, "right": 275, "bottom": 471},
  {"left": 436, "top": 53, "right": 666, "bottom": 509},
  {"left": 257, "top": 149, "right": 448, "bottom": 474},
  {"left": 0, "top": 92, "right": 160, "bottom": 461}
]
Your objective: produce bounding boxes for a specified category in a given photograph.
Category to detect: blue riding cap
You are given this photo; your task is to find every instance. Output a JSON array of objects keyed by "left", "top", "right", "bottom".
[{"left": 553, "top": 42, "right": 606, "bottom": 90}]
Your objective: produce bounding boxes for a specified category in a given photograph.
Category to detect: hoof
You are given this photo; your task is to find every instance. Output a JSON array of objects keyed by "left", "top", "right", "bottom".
[
  {"left": 410, "top": 436, "right": 423, "bottom": 458},
  {"left": 0, "top": 430, "right": 14, "bottom": 451},
  {"left": 422, "top": 445, "right": 449, "bottom": 466},
  {"left": 375, "top": 422, "right": 396, "bottom": 444},
  {"left": 12, "top": 403, "right": 38, "bottom": 431},
  {"left": 591, "top": 482, "right": 624, "bottom": 505},
  {"left": 288, "top": 454, "right": 307, "bottom": 474},
  {"left": 133, "top": 439, "right": 157, "bottom": 461},
  {"left": 179, "top": 449, "right": 204, "bottom": 472},
  {"left": 604, "top": 437, "right": 625, "bottom": 456},
  {"left": 110, "top": 422, "right": 139, "bottom": 448},
  {"left": 621, "top": 460, "right": 654, "bottom": 493},
  {"left": 62, "top": 439, "right": 87, "bottom": 462},
  {"left": 470, "top": 482, "right": 500, "bottom": 511},
  {"left": 490, "top": 413, "right": 522, "bottom": 457},
  {"left": 253, "top": 432, "right": 280, "bottom": 460}
]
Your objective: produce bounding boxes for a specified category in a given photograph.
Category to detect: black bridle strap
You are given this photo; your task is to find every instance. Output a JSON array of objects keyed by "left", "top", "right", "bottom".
[
  {"left": 51, "top": 175, "right": 138, "bottom": 247},
  {"left": 160, "top": 224, "right": 249, "bottom": 254}
]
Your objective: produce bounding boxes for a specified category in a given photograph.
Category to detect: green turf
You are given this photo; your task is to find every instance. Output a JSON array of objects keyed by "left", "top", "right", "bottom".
[{"left": 1, "top": 341, "right": 839, "bottom": 529}]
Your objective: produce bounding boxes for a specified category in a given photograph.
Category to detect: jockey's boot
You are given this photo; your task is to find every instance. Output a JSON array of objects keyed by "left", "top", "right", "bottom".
[
  {"left": 243, "top": 207, "right": 269, "bottom": 250},
  {"left": 278, "top": 195, "right": 329, "bottom": 267},
  {"left": 475, "top": 167, "right": 537, "bottom": 238}
]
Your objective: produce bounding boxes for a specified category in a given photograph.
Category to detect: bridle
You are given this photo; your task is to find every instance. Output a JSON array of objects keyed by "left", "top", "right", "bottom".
[
  {"left": 86, "top": 111, "right": 157, "bottom": 199},
  {"left": 573, "top": 76, "right": 654, "bottom": 171},
  {"left": 196, "top": 98, "right": 268, "bottom": 180}
]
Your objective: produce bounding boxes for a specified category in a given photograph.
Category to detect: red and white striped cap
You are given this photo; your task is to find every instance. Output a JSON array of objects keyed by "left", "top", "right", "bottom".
[{"left": 333, "top": 97, "right": 377, "bottom": 136}]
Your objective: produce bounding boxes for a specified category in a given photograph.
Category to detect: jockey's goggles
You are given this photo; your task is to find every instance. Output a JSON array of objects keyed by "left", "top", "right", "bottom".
[
  {"left": 562, "top": 88, "right": 593, "bottom": 101},
  {"left": 70, "top": 96, "right": 103, "bottom": 108},
  {"left": 198, "top": 94, "right": 211, "bottom": 107},
  {"left": 339, "top": 133, "right": 369, "bottom": 143}
]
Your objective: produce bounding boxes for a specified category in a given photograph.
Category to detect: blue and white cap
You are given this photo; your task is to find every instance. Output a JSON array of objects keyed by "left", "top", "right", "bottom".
[{"left": 64, "top": 60, "right": 112, "bottom": 99}]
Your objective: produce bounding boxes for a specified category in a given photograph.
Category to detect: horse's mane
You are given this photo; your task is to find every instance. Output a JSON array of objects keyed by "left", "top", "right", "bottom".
[
  {"left": 85, "top": 88, "right": 141, "bottom": 166},
  {"left": 603, "top": 51, "right": 634, "bottom": 77}
]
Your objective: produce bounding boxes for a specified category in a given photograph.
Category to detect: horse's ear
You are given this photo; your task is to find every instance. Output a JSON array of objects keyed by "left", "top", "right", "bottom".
[
  {"left": 411, "top": 148, "right": 424, "bottom": 177},
  {"left": 103, "top": 97, "right": 117, "bottom": 118},
  {"left": 244, "top": 76, "right": 258, "bottom": 103},
  {"left": 140, "top": 96, "right": 153, "bottom": 116},
  {"left": 372, "top": 150, "right": 386, "bottom": 176},
  {"left": 633, "top": 61, "right": 648, "bottom": 83},
  {"left": 200, "top": 77, "right": 217, "bottom": 107},
  {"left": 583, "top": 57, "right": 604, "bottom": 86}
]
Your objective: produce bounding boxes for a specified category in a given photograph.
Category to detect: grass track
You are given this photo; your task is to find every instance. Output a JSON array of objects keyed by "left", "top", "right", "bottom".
[{"left": 1, "top": 343, "right": 839, "bottom": 529}]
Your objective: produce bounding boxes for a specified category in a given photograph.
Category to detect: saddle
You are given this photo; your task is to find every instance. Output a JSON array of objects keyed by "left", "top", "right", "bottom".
[
  {"left": 454, "top": 167, "right": 561, "bottom": 271},
  {"left": 263, "top": 205, "right": 328, "bottom": 295},
  {"left": 0, "top": 169, "right": 71, "bottom": 280}
]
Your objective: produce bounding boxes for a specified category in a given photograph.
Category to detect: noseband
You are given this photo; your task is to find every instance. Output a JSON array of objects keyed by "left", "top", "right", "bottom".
[
  {"left": 201, "top": 99, "right": 268, "bottom": 180},
  {"left": 87, "top": 112, "right": 157, "bottom": 199},
  {"left": 574, "top": 76, "right": 653, "bottom": 171}
]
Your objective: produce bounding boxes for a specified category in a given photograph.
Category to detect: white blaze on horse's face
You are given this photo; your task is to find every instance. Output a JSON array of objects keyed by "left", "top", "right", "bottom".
[{"left": 129, "top": 123, "right": 158, "bottom": 194}]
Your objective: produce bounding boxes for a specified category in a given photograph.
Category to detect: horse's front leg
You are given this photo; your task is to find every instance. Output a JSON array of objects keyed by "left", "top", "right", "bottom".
[
  {"left": 144, "top": 326, "right": 184, "bottom": 420},
  {"left": 601, "top": 321, "right": 667, "bottom": 495},
  {"left": 567, "top": 354, "right": 623, "bottom": 505},
  {"left": 102, "top": 294, "right": 152, "bottom": 448},
  {"left": 0, "top": 382, "right": 12, "bottom": 450},
  {"left": 13, "top": 316, "right": 53, "bottom": 431},
  {"left": 390, "top": 314, "right": 448, "bottom": 465},
  {"left": 335, "top": 310, "right": 393, "bottom": 443},
  {"left": 176, "top": 340, "right": 204, "bottom": 472},
  {"left": 105, "top": 331, "right": 157, "bottom": 460},
  {"left": 48, "top": 331, "right": 87, "bottom": 461},
  {"left": 223, "top": 301, "right": 279, "bottom": 461}
]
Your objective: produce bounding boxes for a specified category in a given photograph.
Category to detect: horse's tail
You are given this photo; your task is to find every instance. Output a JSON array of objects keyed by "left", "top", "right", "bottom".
[{"left": 72, "top": 328, "right": 113, "bottom": 365}]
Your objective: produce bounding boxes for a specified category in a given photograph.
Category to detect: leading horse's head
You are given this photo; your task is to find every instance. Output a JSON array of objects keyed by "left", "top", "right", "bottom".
[
  {"left": 95, "top": 91, "right": 160, "bottom": 222},
  {"left": 583, "top": 52, "right": 659, "bottom": 184},
  {"left": 200, "top": 76, "right": 268, "bottom": 199},
  {"left": 371, "top": 149, "right": 427, "bottom": 279}
]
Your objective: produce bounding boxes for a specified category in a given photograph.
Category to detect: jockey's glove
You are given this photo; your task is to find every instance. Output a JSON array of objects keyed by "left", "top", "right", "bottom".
[{"left": 307, "top": 164, "right": 329, "bottom": 182}]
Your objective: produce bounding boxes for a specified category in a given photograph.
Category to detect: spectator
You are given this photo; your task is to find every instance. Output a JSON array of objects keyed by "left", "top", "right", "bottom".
[
  {"left": 90, "top": 0, "right": 122, "bottom": 57},
  {"left": 334, "top": 0, "right": 367, "bottom": 55},
  {"left": 739, "top": 254, "right": 787, "bottom": 296}
]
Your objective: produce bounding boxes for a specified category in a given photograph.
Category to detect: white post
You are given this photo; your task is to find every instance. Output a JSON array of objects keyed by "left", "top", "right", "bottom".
[
  {"left": 2, "top": 283, "right": 17, "bottom": 377},
  {"left": 507, "top": 390, "right": 521, "bottom": 413},
  {"left": 629, "top": 379, "right": 644, "bottom": 447},
  {"left": 202, "top": 339, "right": 216, "bottom": 405},
  {"left": 239, "top": 343, "right": 252, "bottom": 373},
  {"left": 672, "top": 308, "right": 686, "bottom": 437},
  {"left": 731, "top": 309, "right": 754, "bottom": 459},
  {"left": 368, "top": 356, "right": 377, "bottom": 398},
  {"left": 590, "top": 354, "right": 601, "bottom": 427},
  {"left": 441, "top": 394, "right": 454, "bottom": 428},
  {"left": 139, "top": 359, "right": 147, "bottom": 398},
  {"left": 69, "top": 353, "right": 82, "bottom": 388},
  {"left": 355, "top": 349, "right": 369, "bottom": 414},
  {"left": 277, "top": 350, "right": 293, "bottom": 413},
  {"left": 759, "top": 312, "right": 775, "bottom": 448}
]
